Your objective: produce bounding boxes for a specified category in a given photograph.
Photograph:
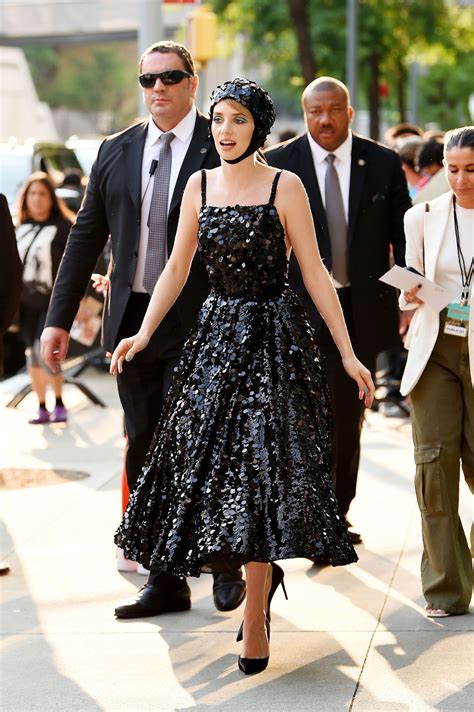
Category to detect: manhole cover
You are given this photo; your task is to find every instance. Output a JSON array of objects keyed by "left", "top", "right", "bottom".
[{"left": 0, "top": 468, "right": 90, "bottom": 489}]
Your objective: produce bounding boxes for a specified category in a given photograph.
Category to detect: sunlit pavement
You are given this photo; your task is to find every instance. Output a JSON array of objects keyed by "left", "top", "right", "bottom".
[{"left": 1, "top": 368, "right": 472, "bottom": 712}]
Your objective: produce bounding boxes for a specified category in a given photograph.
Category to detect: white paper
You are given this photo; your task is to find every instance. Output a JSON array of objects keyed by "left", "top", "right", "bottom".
[{"left": 379, "top": 265, "right": 455, "bottom": 313}]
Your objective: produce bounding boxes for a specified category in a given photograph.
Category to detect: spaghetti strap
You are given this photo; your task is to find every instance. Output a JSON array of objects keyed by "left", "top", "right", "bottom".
[
  {"left": 269, "top": 171, "right": 283, "bottom": 206},
  {"left": 201, "top": 169, "right": 207, "bottom": 207}
]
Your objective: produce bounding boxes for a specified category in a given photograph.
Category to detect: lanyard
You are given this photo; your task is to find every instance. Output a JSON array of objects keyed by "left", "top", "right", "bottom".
[{"left": 453, "top": 196, "right": 473, "bottom": 306}]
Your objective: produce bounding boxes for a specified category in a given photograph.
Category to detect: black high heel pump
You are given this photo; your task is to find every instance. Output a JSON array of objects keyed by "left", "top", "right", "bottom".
[
  {"left": 238, "top": 653, "right": 269, "bottom": 675},
  {"left": 237, "top": 563, "right": 287, "bottom": 675},
  {"left": 236, "top": 562, "right": 288, "bottom": 643},
  {"left": 236, "top": 562, "right": 287, "bottom": 643}
]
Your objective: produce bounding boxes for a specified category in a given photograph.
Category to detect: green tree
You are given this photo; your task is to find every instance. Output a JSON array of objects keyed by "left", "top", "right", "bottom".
[
  {"left": 25, "top": 43, "right": 138, "bottom": 131},
  {"left": 418, "top": 50, "right": 474, "bottom": 128},
  {"left": 211, "top": 0, "right": 346, "bottom": 114},
  {"left": 211, "top": 0, "right": 473, "bottom": 137}
]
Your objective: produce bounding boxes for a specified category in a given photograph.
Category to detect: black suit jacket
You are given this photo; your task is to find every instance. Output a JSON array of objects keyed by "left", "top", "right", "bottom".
[
  {"left": 0, "top": 194, "right": 22, "bottom": 375},
  {"left": 46, "top": 111, "right": 219, "bottom": 352},
  {"left": 266, "top": 133, "right": 411, "bottom": 362}
]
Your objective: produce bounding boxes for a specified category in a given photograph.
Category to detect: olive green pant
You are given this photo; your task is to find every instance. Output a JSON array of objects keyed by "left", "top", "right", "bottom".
[{"left": 410, "top": 315, "right": 474, "bottom": 614}]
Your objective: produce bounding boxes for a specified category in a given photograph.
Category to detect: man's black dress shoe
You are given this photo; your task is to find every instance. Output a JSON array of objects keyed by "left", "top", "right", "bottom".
[
  {"left": 343, "top": 517, "right": 362, "bottom": 545},
  {"left": 310, "top": 554, "right": 332, "bottom": 567},
  {"left": 213, "top": 571, "right": 246, "bottom": 612},
  {"left": 347, "top": 529, "right": 362, "bottom": 544},
  {"left": 115, "top": 583, "right": 191, "bottom": 619}
]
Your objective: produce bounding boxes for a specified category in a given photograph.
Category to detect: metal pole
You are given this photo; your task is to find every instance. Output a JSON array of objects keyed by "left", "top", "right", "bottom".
[
  {"left": 346, "top": 0, "right": 358, "bottom": 111},
  {"left": 137, "top": 0, "right": 163, "bottom": 117},
  {"left": 409, "top": 61, "right": 419, "bottom": 125}
]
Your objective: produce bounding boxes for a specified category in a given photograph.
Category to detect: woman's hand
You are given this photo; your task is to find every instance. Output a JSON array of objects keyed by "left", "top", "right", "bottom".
[
  {"left": 110, "top": 332, "right": 150, "bottom": 375},
  {"left": 403, "top": 285, "right": 424, "bottom": 305},
  {"left": 342, "top": 355, "right": 375, "bottom": 408}
]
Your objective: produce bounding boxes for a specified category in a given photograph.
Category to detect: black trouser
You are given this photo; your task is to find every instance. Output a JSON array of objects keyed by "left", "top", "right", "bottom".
[
  {"left": 316, "top": 288, "right": 376, "bottom": 516},
  {"left": 116, "top": 293, "right": 187, "bottom": 587},
  {"left": 116, "top": 293, "right": 186, "bottom": 492}
]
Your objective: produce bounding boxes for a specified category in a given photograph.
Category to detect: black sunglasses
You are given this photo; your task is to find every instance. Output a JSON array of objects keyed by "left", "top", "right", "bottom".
[{"left": 139, "top": 70, "right": 193, "bottom": 88}]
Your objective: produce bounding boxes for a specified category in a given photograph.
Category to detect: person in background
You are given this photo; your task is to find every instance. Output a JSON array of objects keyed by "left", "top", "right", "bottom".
[
  {"left": 385, "top": 122, "right": 423, "bottom": 149},
  {"left": 266, "top": 77, "right": 411, "bottom": 548},
  {"left": 398, "top": 137, "right": 424, "bottom": 199},
  {"left": 423, "top": 129, "right": 445, "bottom": 142},
  {"left": 278, "top": 128, "right": 297, "bottom": 143},
  {"left": 58, "top": 168, "right": 85, "bottom": 213},
  {"left": 400, "top": 126, "right": 473, "bottom": 617},
  {"left": 414, "top": 138, "right": 449, "bottom": 204},
  {"left": 15, "top": 172, "right": 75, "bottom": 424}
]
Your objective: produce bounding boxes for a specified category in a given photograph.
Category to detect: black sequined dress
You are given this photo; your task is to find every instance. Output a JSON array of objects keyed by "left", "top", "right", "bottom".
[{"left": 115, "top": 170, "right": 357, "bottom": 576}]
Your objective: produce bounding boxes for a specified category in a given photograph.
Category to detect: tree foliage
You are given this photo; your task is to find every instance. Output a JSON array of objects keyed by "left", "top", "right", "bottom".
[
  {"left": 210, "top": 0, "right": 474, "bottom": 137},
  {"left": 25, "top": 43, "right": 138, "bottom": 131},
  {"left": 24, "top": 3, "right": 473, "bottom": 137}
]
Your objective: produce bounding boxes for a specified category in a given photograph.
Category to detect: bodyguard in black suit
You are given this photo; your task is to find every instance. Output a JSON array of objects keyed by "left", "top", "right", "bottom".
[
  {"left": 267, "top": 77, "right": 410, "bottom": 544},
  {"left": 41, "top": 41, "right": 246, "bottom": 616},
  {"left": 0, "top": 194, "right": 22, "bottom": 574},
  {"left": 0, "top": 194, "right": 22, "bottom": 378}
]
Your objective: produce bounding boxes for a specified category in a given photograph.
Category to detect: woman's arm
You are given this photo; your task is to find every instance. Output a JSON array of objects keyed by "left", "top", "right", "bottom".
[
  {"left": 110, "top": 172, "right": 201, "bottom": 375},
  {"left": 278, "top": 171, "right": 374, "bottom": 405}
]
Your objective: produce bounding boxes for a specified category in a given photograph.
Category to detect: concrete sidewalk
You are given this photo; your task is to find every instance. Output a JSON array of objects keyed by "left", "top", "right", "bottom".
[{"left": 0, "top": 368, "right": 472, "bottom": 712}]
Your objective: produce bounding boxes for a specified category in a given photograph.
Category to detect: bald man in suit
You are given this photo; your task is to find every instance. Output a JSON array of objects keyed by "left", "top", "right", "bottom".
[{"left": 267, "top": 77, "right": 411, "bottom": 550}]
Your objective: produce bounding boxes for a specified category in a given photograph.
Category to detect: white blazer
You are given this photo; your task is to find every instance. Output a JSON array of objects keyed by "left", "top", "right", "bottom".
[{"left": 400, "top": 191, "right": 474, "bottom": 396}]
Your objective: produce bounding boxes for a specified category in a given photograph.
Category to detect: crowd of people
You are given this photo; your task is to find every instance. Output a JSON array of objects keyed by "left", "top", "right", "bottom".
[{"left": 1, "top": 39, "right": 472, "bottom": 674}]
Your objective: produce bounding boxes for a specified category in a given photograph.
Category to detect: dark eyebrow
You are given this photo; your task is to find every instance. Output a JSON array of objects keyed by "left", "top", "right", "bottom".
[
  {"left": 214, "top": 110, "right": 248, "bottom": 117},
  {"left": 310, "top": 103, "right": 343, "bottom": 109}
]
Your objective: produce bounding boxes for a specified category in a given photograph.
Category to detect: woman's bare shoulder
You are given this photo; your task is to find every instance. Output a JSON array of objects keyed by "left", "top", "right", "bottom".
[
  {"left": 274, "top": 169, "right": 307, "bottom": 205},
  {"left": 277, "top": 169, "right": 303, "bottom": 188}
]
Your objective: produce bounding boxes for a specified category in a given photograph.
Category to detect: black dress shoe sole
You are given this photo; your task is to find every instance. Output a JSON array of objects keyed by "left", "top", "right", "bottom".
[{"left": 115, "top": 598, "right": 191, "bottom": 619}]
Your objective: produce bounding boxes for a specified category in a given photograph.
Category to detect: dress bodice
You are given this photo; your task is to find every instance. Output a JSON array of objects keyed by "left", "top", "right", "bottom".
[{"left": 197, "top": 170, "right": 288, "bottom": 298}]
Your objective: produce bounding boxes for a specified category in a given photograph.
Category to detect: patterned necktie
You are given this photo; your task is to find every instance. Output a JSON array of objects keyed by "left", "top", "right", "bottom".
[
  {"left": 143, "top": 131, "right": 174, "bottom": 294},
  {"left": 324, "top": 153, "right": 349, "bottom": 286}
]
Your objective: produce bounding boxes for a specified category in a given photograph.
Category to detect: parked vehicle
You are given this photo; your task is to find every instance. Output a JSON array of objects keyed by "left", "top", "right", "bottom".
[
  {"left": 0, "top": 140, "right": 83, "bottom": 217},
  {"left": 66, "top": 136, "right": 103, "bottom": 176}
]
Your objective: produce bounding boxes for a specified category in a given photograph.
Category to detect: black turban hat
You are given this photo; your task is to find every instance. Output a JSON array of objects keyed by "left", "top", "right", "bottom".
[{"left": 209, "top": 78, "right": 276, "bottom": 163}]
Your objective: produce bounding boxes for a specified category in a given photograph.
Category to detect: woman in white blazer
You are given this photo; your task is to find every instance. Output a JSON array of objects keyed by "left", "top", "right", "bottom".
[{"left": 400, "top": 126, "right": 473, "bottom": 618}]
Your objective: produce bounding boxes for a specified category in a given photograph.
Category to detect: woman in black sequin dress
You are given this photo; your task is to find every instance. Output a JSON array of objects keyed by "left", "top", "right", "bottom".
[{"left": 111, "top": 79, "right": 374, "bottom": 673}]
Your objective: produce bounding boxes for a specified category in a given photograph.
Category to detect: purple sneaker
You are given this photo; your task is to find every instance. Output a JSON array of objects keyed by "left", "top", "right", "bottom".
[
  {"left": 29, "top": 406, "right": 50, "bottom": 425},
  {"left": 50, "top": 405, "right": 68, "bottom": 423}
]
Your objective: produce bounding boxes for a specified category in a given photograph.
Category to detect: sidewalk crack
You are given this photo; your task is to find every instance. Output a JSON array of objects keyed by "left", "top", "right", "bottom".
[{"left": 348, "top": 509, "right": 415, "bottom": 711}]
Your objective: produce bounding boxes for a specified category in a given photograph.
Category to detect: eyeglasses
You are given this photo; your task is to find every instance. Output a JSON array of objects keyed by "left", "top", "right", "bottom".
[{"left": 138, "top": 70, "right": 193, "bottom": 88}]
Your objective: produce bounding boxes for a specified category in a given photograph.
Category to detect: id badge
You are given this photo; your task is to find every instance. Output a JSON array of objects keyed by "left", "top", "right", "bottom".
[
  {"left": 444, "top": 302, "right": 469, "bottom": 337},
  {"left": 447, "top": 303, "right": 470, "bottom": 322}
]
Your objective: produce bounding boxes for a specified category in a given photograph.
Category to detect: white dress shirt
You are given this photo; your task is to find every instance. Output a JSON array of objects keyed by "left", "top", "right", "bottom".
[
  {"left": 307, "top": 130, "right": 352, "bottom": 223},
  {"left": 132, "top": 105, "right": 197, "bottom": 293},
  {"left": 436, "top": 202, "right": 473, "bottom": 302}
]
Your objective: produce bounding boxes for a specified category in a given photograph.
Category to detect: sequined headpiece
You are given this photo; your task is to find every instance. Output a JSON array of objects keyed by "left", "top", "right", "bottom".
[{"left": 209, "top": 78, "right": 276, "bottom": 164}]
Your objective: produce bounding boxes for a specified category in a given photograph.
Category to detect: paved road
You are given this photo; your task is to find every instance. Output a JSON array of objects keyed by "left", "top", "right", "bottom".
[{"left": 1, "top": 369, "right": 472, "bottom": 711}]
